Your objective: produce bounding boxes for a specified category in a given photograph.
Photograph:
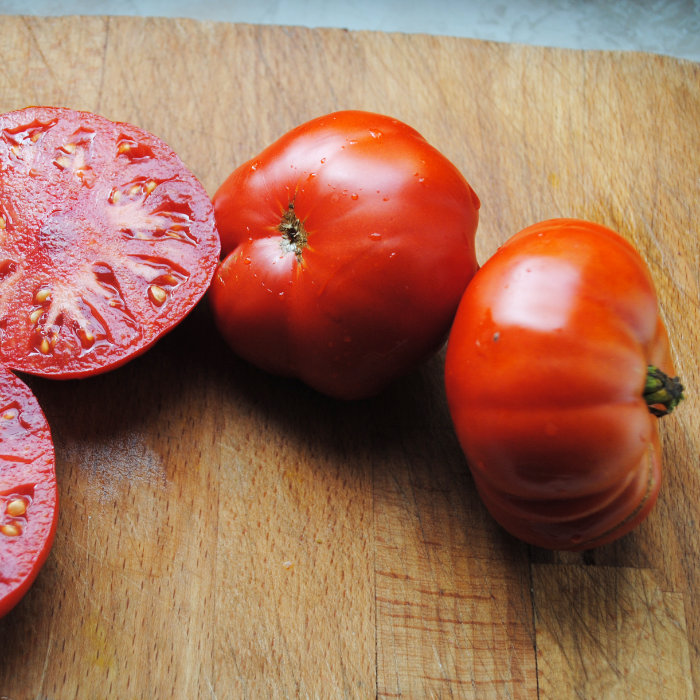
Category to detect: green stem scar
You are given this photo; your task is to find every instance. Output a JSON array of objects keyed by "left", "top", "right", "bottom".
[{"left": 644, "top": 365, "right": 684, "bottom": 417}]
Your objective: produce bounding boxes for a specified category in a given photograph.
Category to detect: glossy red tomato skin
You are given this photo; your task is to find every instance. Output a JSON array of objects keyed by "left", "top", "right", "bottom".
[
  {"left": 0, "top": 106, "right": 220, "bottom": 378},
  {"left": 0, "top": 366, "right": 58, "bottom": 617},
  {"left": 444, "top": 219, "right": 673, "bottom": 550},
  {"left": 211, "top": 110, "right": 480, "bottom": 399}
]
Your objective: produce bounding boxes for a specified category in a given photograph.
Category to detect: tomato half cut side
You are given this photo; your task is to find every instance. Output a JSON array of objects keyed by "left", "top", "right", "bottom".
[
  {"left": 0, "top": 365, "right": 58, "bottom": 618},
  {"left": 0, "top": 106, "right": 220, "bottom": 378}
]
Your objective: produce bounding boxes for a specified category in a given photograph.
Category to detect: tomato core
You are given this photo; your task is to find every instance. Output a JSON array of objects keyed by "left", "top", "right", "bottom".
[{"left": 279, "top": 203, "right": 307, "bottom": 260}]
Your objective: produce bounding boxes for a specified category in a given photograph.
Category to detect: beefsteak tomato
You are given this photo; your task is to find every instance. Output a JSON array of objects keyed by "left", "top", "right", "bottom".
[
  {"left": 444, "top": 219, "right": 683, "bottom": 550},
  {"left": 0, "top": 365, "right": 57, "bottom": 617},
  {"left": 210, "top": 110, "right": 480, "bottom": 399},
  {"left": 0, "top": 106, "right": 220, "bottom": 378}
]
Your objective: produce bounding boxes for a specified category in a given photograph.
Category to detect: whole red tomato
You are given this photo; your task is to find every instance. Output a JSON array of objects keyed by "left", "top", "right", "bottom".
[
  {"left": 444, "top": 219, "right": 683, "bottom": 550},
  {"left": 0, "top": 365, "right": 57, "bottom": 617},
  {"left": 210, "top": 110, "right": 480, "bottom": 399}
]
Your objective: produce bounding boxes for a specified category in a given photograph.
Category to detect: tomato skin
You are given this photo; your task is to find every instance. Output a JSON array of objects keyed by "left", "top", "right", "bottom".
[
  {"left": 444, "top": 219, "right": 675, "bottom": 550},
  {"left": 0, "top": 106, "right": 220, "bottom": 378},
  {"left": 0, "top": 366, "right": 58, "bottom": 617},
  {"left": 211, "top": 110, "right": 480, "bottom": 399}
]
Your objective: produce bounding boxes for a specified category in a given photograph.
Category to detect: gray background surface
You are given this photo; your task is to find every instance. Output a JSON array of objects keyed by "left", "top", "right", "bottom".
[{"left": 3, "top": 0, "right": 699, "bottom": 62}]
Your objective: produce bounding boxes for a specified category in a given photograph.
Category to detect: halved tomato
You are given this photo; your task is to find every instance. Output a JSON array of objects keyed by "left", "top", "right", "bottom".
[
  {"left": 0, "top": 106, "right": 220, "bottom": 378},
  {"left": 0, "top": 365, "right": 57, "bottom": 617}
]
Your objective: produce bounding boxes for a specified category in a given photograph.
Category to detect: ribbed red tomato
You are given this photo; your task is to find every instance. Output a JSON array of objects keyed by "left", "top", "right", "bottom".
[
  {"left": 210, "top": 110, "right": 480, "bottom": 399},
  {"left": 0, "top": 365, "right": 57, "bottom": 617},
  {"left": 444, "top": 219, "right": 683, "bottom": 550},
  {"left": 0, "top": 106, "right": 220, "bottom": 378}
]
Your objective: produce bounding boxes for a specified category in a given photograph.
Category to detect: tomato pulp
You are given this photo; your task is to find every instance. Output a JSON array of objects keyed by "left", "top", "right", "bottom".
[
  {"left": 444, "top": 219, "right": 683, "bottom": 550},
  {"left": 211, "top": 110, "right": 480, "bottom": 399},
  {"left": 0, "top": 366, "right": 57, "bottom": 617},
  {"left": 0, "top": 107, "right": 220, "bottom": 378}
]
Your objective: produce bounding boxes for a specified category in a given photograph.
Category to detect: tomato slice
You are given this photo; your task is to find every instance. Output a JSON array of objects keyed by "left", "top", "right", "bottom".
[
  {"left": 0, "top": 365, "right": 57, "bottom": 617},
  {"left": 0, "top": 107, "right": 220, "bottom": 378}
]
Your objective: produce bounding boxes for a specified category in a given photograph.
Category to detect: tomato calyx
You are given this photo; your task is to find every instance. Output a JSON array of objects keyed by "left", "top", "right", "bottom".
[
  {"left": 279, "top": 202, "right": 307, "bottom": 261},
  {"left": 645, "top": 365, "right": 684, "bottom": 417}
]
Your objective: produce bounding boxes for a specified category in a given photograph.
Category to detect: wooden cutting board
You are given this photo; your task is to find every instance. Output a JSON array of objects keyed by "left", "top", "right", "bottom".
[{"left": 0, "top": 14, "right": 698, "bottom": 699}]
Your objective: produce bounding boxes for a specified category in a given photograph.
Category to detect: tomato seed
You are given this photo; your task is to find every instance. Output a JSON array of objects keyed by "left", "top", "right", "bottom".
[
  {"left": 78, "top": 328, "right": 95, "bottom": 348},
  {"left": 38, "top": 338, "right": 51, "bottom": 354},
  {"left": 148, "top": 285, "right": 167, "bottom": 306},
  {"left": 0, "top": 523, "right": 22, "bottom": 537},
  {"left": 29, "top": 308, "right": 43, "bottom": 324},
  {"left": 0, "top": 215, "right": 6, "bottom": 230},
  {"left": 62, "top": 143, "right": 77, "bottom": 154},
  {"left": 6, "top": 499, "right": 26, "bottom": 517},
  {"left": 34, "top": 288, "right": 51, "bottom": 304},
  {"left": 145, "top": 180, "right": 157, "bottom": 194}
]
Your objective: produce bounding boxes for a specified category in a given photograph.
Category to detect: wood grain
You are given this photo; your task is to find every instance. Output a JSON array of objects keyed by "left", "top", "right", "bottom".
[
  {"left": 533, "top": 564, "right": 693, "bottom": 699},
  {"left": 0, "top": 14, "right": 698, "bottom": 699}
]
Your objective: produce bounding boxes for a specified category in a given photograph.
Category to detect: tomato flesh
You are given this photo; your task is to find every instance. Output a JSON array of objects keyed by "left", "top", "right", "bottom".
[
  {"left": 0, "top": 365, "right": 57, "bottom": 617},
  {"left": 211, "top": 110, "right": 480, "bottom": 399},
  {"left": 0, "top": 107, "right": 220, "bottom": 378},
  {"left": 444, "top": 219, "right": 675, "bottom": 550}
]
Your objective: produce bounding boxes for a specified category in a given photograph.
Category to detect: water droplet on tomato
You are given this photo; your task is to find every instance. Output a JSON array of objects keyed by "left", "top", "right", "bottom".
[
  {"left": 350, "top": 193, "right": 359, "bottom": 200},
  {"left": 369, "top": 129, "right": 382, "bottom": 139},
  {"left": 369, "top": 232, "right": 381, "bottom": 240},
  {"left": 243, "top": 257, "right": 252, "bottom": 265}
]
